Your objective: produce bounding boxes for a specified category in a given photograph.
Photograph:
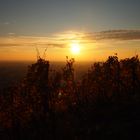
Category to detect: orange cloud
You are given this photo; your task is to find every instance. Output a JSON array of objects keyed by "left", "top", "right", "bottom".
[{"left": 0, "top": 30, "right": 140, "bottom": 49}]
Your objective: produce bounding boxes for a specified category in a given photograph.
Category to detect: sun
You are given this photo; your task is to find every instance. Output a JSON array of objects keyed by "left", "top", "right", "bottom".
[{"left": 70, "top": 42, "right": 80, "bottom": 54}]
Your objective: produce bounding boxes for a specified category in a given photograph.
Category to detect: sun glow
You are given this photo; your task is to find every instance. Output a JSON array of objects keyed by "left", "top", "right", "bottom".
[{"left": 70, "top": 42, "right": 80, "bottom": 54}]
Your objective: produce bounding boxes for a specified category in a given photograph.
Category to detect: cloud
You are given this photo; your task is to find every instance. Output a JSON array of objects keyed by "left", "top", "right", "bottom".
[
  {"left": 0, "top": 30, "right": 140, "bottom": 49},
  {"left": 0, "top": 22, "right": 9, "bottom": 26},
  {"left": 0, "top": 36, "right": 66, "bottom": 48},
  {"left": 4, "top": 22, "right": 10, "bottom": 25},
  {"left": 84, "top": 30, "right": 140, "bottom": 41},
  {"left": 8, "top": 32, "right": 16, "bottom": 36}
]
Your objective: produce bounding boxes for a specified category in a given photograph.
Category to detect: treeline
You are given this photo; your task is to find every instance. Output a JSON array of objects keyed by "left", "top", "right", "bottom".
[{"left": 0, "top": 55, "right": 140, "bottom": 139}]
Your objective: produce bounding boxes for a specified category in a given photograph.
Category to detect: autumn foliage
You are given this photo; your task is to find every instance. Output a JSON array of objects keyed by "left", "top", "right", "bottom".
[{"left": 0, "top": 55, "right": 140, "bottom": 139}]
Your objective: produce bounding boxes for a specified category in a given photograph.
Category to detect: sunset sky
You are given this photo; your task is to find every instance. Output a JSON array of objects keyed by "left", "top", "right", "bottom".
[{"left": 0, "top": 0, "right": 140, "bottom": 61}]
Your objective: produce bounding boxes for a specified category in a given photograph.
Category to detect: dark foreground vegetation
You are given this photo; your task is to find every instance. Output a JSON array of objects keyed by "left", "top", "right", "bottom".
[{"left": 0, "top": 55, "right": 140, "bottom": 140}]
